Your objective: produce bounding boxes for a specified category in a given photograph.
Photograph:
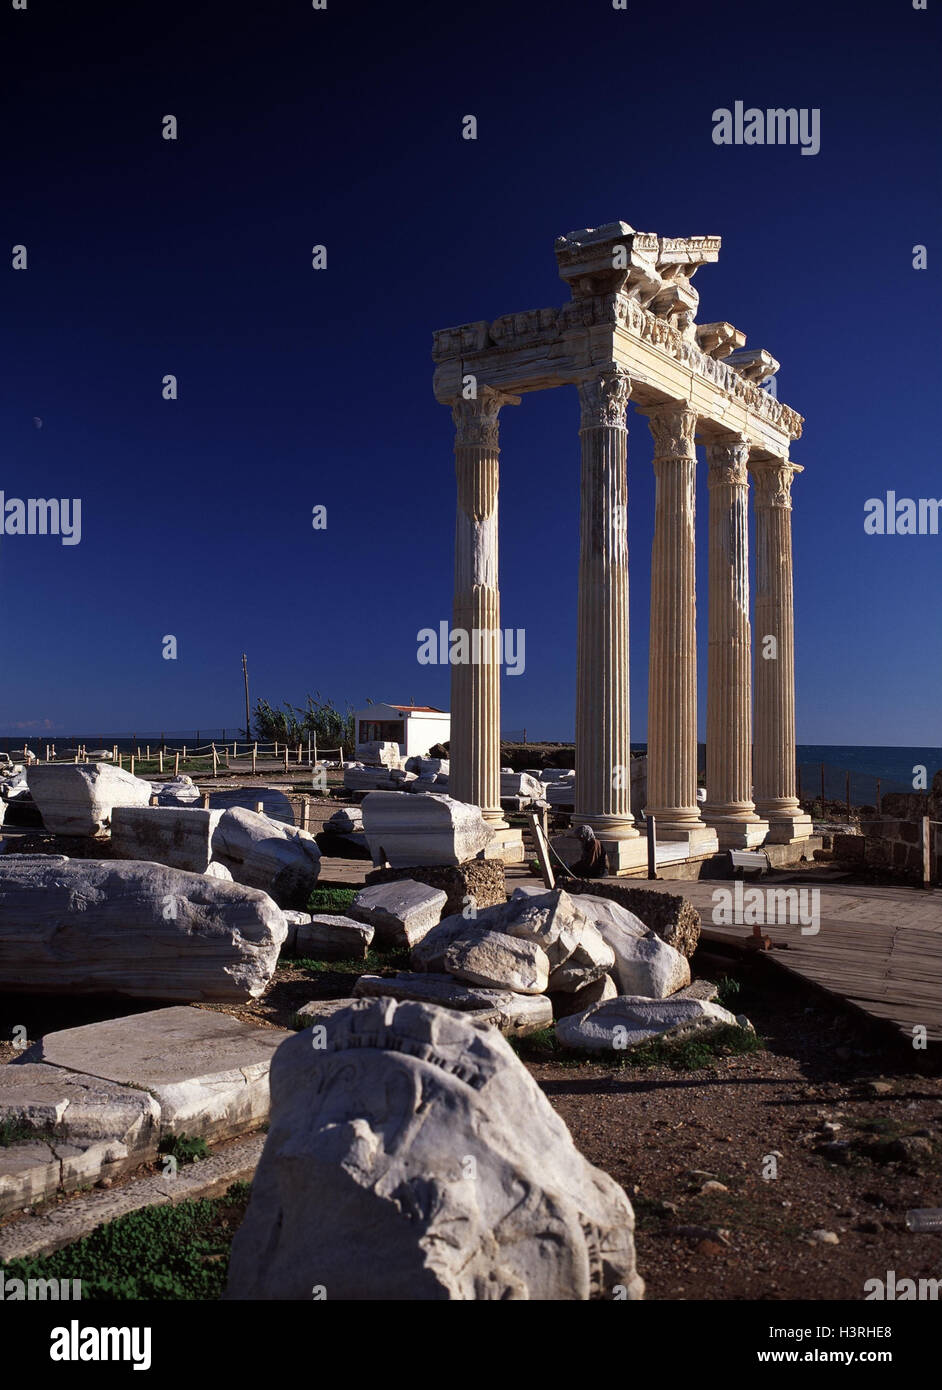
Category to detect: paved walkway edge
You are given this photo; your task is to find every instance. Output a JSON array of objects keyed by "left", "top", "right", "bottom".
[{"left": 0, "top": 1131, "right": 264, "bottom": 1263}]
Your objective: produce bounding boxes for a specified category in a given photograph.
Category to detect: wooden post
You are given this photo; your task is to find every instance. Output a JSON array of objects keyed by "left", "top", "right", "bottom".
[
  {"left": 232, "top": 741, "right": 236, "bottom": 756},
  {"left": 307, "top": 736, "right": 312, "bottom": 763},
  {"left": 225, "top": 748, "right": 230, "bottom": 769},
  {"left": 174, "top": 751, "right": 180, "bottom": 776},
  {"left": 158, "top": 750, "right": 164, "bottom": 774},
  {"left": 255, "top": 800, "right": 264, "bottom": 815},
  {"left": 130, "top": 754, "right": 135, "bottom": 776},
  {"left": 923, "top": 817, "right": 932, "bottom": 889},
  {"left": 284, "top": 747, "right": 289, "bottom": 772},
  {"left": 297, "top": 743, "right": 302, "bottom": 764},
  {"left": 845, "top": 771, "right": 851, "bottom": 820},
  {"left": 113, "top": 744, "right": 118, "bottom": 765},
  {"left": 146, "top": 745, "right": 151, "bottom": 759},
  {"left": 527, "top": 810, "right": 554, "bottom": 890},
  {"left": 252, "top": 748, "right": 257, "bottom": 775},
  {"left": 201, "top": 792, "right": 210, "bottom": 810},
  {"left": 274, "top": 741, "right": 278, "bottom": 758},
  {"left": 646, "top": 814, "right": 657, "bottom": 879},
  {"left": 212, "top": 745, "right": 218, "bottom": 778},
  {"left": 301, "top": 796, "right": 311, "bottom": 832}
]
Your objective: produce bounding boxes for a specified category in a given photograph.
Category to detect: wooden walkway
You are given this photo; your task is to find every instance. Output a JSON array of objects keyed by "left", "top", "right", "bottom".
[{"left": 641, "top": 877, "right": 942, "bottom": 1042}]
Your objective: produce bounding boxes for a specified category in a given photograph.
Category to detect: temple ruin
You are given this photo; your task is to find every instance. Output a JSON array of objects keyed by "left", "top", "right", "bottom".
[{"left": 432, "top": 221, "right": 813, "bottom": 873}]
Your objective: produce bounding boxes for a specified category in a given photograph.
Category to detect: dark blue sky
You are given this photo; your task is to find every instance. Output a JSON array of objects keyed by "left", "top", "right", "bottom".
[{"left": 3, "top": 0, "right": 940, "bottom": 743}]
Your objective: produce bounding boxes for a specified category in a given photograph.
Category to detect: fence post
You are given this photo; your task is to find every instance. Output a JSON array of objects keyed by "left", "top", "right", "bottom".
[
  {"left": 646, "top": 815, "right": 657, "bottom": 879},
  {"left": 301, "top": 796, "right": 310, "bottom": 832},
  {"left": 130, "top": 754, "right": 135, "bottom": 776},
  {"left": 212, "top": 745, "right": 218, "bottom": 778},
  {"left": 201, "top": 792, "right": 210, "bottom": 810},
  {"left": 158, "top": 750, "right": 163, "bottom": 774},
  {"left": 174, "top": 751, "right": 180, "bottom": 776},
  {"left": 923, "top": 817, "right": 932, "bottom": 889},
  {"left": 252, "top": 748, "right": 257, "bottom": 775},
  {"left": 255, "top": 800, "right": 264, "bottom": 815},
  {"left": 284, "top": 747, "right": 289, "bottom": 773}
]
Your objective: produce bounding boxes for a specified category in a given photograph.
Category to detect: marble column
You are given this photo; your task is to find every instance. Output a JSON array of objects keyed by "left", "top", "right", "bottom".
[
  {"left": 572, "top": 367, "right": 640, "bottom": 852},
  {"left": 702, "top": 437, "right": 769, "bottom": 847},
  {"left": 450, "top": 387, "right": 517, "bottom": 827},
  {"left": 644, "top": 402, "right": 710, "bottom": 843},
  {"left": 749, "top": 456, "right": 812, "bottom": 843}
]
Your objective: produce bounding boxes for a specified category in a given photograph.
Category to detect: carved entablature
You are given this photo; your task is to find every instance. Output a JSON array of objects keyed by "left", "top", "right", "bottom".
[
  {"left": 749, "top": 458, "right": 802, "bottom": 510},
  {"left": 646, "top": 402, "right": 698, "bottom": 459},
  {"left": 576, "top": 368, "right": 631, "bottom": 430},
  {"left": 706, "top": 438, "right": 751, "bottom": 487},
  {"left": 431, "top": 223, "right": 804, "bottom": 442},
  {"left": 432, "top": 321, "right": 491, "bottom": 362}
]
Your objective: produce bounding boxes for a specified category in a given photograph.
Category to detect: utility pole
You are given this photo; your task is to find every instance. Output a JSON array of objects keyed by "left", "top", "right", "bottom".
[{"left": 242, "top": 653, "right": 251, "bottom": 741}]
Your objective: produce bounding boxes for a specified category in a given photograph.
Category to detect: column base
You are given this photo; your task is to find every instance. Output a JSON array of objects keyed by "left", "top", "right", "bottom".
[
  {"left": 761, "top": 813, "right": 814, "bottom": 845},
  {"left": 655, "top": 824, "right": 721, "bottom": 856},
  {"left": 483, "top": 826, "right": 526, "bottom": 864},
  {"left": 706, "top": 816, "right": 771, "bottom": 850},
  {"left": 570, "top": 813, "right": 640, "bottom": 840},
  {"left": 552, "top": 832, "right": 650, "bottom": 877}
]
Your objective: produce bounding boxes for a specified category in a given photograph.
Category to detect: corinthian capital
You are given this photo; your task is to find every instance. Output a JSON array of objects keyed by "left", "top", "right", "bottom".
[
  {"left": 705, "top": 435, "right": 751, "bottom": 487},
  {"left": 646, "top": 401, "right": 698, "bottom": 459},
  {"left": 451, "top": 387, "right": 518, "bottom": 448},
  {"left": 749, "top": 457, "right": 802, "bottom": 509},
  {"left": 577, "top": 367, "right": 631, "bottom": 430}
]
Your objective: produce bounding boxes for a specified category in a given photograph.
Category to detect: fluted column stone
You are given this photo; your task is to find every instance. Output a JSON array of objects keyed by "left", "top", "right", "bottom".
[
  {"left": 450, "top": 388, "right": 517, "bottom": 826},
  {"left": 644, "top": 402, "right": 706, "bottom": 838},
  {"left": 702, "top": 437, "right": 768, "bottom": 847},
  {"left": 750, "top": 457, "right": 812, "bottom": 842},
  {"left": 572, "top": 367, "right": 639, "bottom": 844}
]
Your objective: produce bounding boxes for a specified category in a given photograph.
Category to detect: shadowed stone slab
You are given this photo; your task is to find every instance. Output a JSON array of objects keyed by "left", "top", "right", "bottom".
[
  {"left": 0, "top": 1062, "right": 161, "bottom": 1201},
  {"left": 294, "top": 915, "right": 373, "bottom": 960},
  {"left": 0, "top": 1141, "right": 60, "bottom": 1216},
  {"left": 0, "top": 857, "right": 286, "bottom": 1002},
  {"left": 19, "top": 1007, "right": 292, "bottom": 1143},
  {"left": 211, "top": 807, "right": 321, "bottom": 909},
  {"left": 352, "top": 972, "right": 552, "bottom": 1036},
  {"left": 225, "top": 999, "right": 644, "bottom": 1300},
  {"left": 552, "top": 973, "right": 618, "bottom": 1019},
  {"left": 111, "top": 806, "right": 223, "bottom": 872},
  {"left": 27, "top": 763, "right": 153, "bottom": 836},
  {"left": 556, "top": 996, "right": 739, "bottom": 1053},
  {"left": 673, "top": 979, "right": 719, "bottom": 1002},
  {"left": 350, "top": 880, "right": 447, "bottom": 947}
]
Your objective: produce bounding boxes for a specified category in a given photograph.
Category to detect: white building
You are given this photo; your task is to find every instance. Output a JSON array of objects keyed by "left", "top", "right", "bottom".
[{"left": 354, "top": 704, "right": 450, "bottom": 761}]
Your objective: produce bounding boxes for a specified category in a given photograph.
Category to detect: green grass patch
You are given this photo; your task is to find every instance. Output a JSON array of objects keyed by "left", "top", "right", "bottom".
[
  {"left": 289, "top": 945, "right": 410, "bottom": 976},
  {"left": 306, "top": 885, "right": 358, "bottom": 914},
  {"left": 716, "top": 975, "right": 742, "bottom": 1009},
  {"left": 511, "top": 1021, "right": 764, "bottom": 1072},
  {"left": 158, "top": 1133, "right": 209, "bottom": 1166},
  {"left": 0, "top": 1182, "right": 252, "bottom": 1300},
  {"left": 0, "top": 1119, "right": 51, "bottom": 1148}
]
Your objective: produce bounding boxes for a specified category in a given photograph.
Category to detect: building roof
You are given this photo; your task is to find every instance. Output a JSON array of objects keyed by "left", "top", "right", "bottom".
[{"left": 388, "top": 705, "right": 444, "bottom": 713}]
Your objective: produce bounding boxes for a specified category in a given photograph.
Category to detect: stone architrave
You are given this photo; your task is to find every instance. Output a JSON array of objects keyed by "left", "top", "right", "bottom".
[
  {"left": 750, "top": 457, "right": 813, "bottom": 843},
  {"left": 643, "top": 402, "right": 710, "bottom": 844},
  {"left": 571, "top": 368, "right": 644, "bottom": 869},
  {"left": 449, "top": 388, "right": 519, "bottom": 827},
  {"left": 701, "top": 438, "right": 769, "bottom": 847}
]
